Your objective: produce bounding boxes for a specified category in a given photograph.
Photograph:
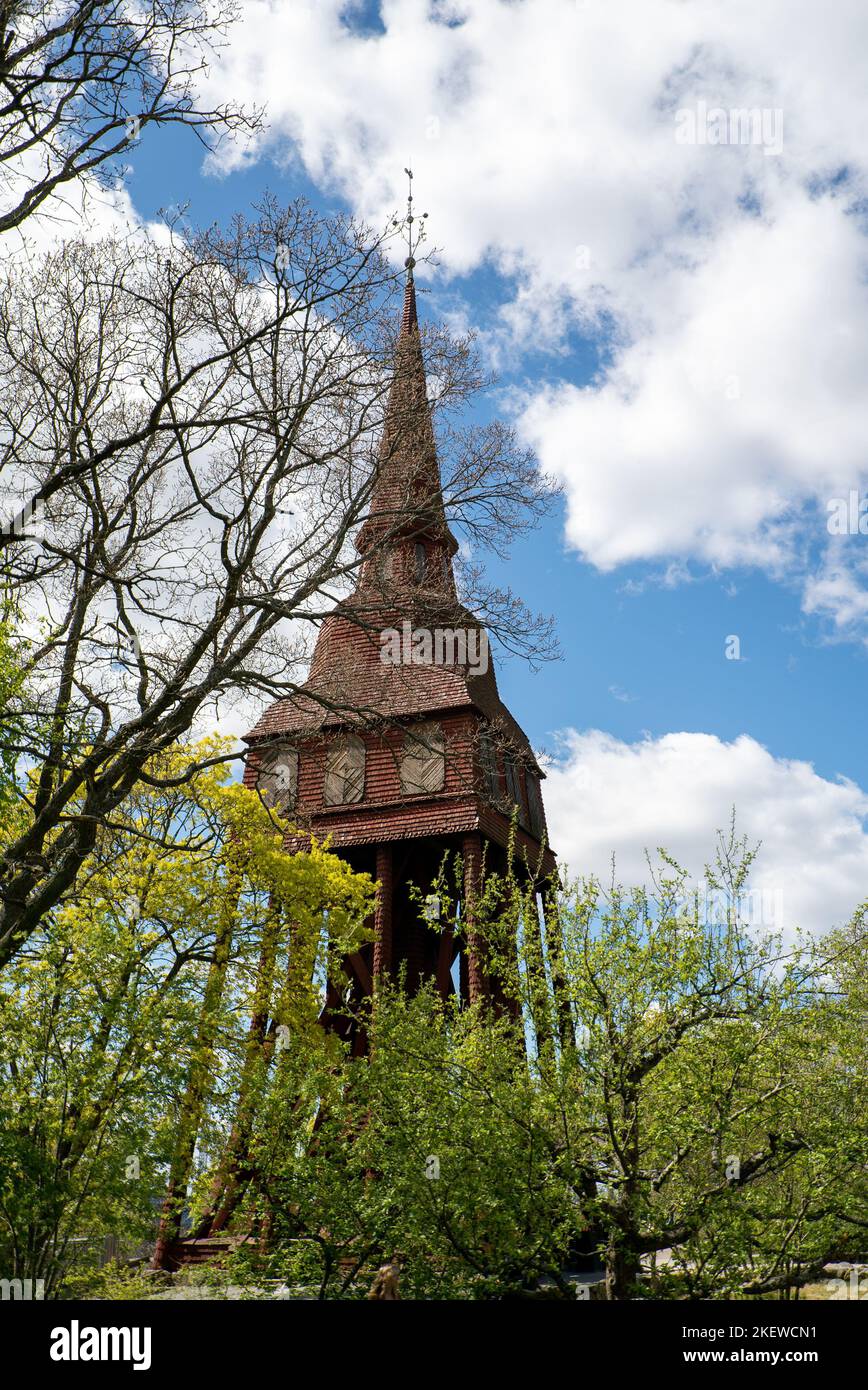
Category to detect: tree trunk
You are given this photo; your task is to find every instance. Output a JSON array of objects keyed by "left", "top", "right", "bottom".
[
  {"left": 189, "top": 901, "right": 284, "bottom": 1239},
  {"left": 151, "top": 875, "right": 238, "bottom": 1269},
  {"left": 462, "top": 833, "right": 487, "bottom": 1004},
  {"left": 605, "top": 1241, "right": 641, "bottom": 1301},
  {"left": 194, "top": 901, "right": 320, "bottom": 1237},
  {"left": 525, "top": 892, "right": 553, "bottom": 1064},
  {"left": 541, "top": 886, "right": 574, "bottom": 1054}
]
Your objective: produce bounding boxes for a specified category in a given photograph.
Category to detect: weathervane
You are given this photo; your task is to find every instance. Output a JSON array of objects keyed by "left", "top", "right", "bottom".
[{"left": 393, "top": 166, "right": 428, "bottom": 280}]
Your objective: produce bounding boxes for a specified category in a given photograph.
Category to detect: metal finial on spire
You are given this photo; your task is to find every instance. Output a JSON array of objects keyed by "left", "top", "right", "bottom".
[{"left": 399, "top": 166, "right": 427, "bottom": 280}]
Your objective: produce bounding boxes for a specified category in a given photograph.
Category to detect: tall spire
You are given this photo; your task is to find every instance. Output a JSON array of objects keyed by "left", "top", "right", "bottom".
[
  {"left": 401, "top": 274, "right": 418, "bottom": 333},
  {"left": 356, "top": 173, "right": 458, "bottom": 588}
]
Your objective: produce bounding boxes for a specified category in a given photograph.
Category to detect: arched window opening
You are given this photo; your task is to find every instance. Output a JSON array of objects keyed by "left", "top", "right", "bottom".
[{"left": 414, "top": 541, "right": 427, "bottom": 585}]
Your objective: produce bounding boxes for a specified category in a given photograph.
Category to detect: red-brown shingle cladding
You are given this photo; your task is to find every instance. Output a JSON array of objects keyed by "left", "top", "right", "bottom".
[{"left": 243, "top": 272, "right": 556, "bottom": 1017}]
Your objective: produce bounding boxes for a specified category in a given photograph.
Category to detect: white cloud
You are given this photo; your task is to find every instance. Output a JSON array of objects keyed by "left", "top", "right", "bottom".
[
  {"left": 204, "top": 1, "right": 868, "bottom": 277},
  {"left": 803, "top": 550, "right": 868, "bottom": 632},
  {"left": 518, "top": 190, "right": 868, "bottom": 574},
  {"left": 2, "top": 150, "right": 144, "bottom": 260},
  {"left": 544, "top": 729, "right": 868, "bottom": 938},
  {"left": 196, "top": 0, "right": 868, "bottom": 629}
]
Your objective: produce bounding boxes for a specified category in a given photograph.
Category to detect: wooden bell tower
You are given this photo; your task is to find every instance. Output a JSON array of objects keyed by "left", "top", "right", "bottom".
[{"left": 243, "top": 210, "right": 557, "bottom": 1049}]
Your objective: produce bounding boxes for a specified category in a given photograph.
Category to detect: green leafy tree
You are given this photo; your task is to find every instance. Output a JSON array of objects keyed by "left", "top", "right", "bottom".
[
  {"left": 248, "top": 985, "right": 573, "bottom": 1299},
  {"left": 0, "top": 738, "right": 373, "bottom": 1294},
  {"left": 512, "top": 831, "right": 868, "bottom": 1299}
]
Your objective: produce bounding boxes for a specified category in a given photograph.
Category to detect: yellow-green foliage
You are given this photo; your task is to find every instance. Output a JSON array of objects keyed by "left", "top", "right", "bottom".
[{"left": 0, "top": 737, "right": 373, "bottom": 1294}]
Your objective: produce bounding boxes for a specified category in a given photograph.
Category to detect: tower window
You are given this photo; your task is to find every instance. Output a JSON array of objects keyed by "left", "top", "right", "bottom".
[
  {"left": 400, "top": 721, "right": 446, "bottom": 794},
  {"left": 255, "top": 744, "right": 299, "bottom": 810},
  {"left": 504, "top": 755, "right": 527, "bottom": 827},
  {"left": 324, "top": 735, "right": 366, "bottom": 805},
  {"left": 414, "top": 541, "right": 427, "bottom": 584},
  {"left": 526, "top": 772, "right": 545, "bottom": 838},
  {"left": 479, "top": 731, "right": 501, "bottom": 800}
]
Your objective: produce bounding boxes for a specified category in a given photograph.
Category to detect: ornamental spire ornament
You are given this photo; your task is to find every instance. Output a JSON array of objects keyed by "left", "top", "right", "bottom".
[{"left": 395, "top": 166, "right": 428, "bottom": 281}]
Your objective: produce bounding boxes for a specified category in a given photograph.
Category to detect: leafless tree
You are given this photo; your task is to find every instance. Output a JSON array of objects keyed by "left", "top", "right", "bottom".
[
  {"left": 0, "top": 0, "right": 259, "bottom": 236},
  {"left": 0, "top": 198, "right": 558, "bottom": 965}
]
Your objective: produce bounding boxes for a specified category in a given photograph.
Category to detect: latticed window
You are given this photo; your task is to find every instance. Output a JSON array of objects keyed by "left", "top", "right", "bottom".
[
  {"left": 479, "top": 730, "right": 501, "bottom": 800},
  {"left": 400, "top": 721, "right": 446, "bottom": 794},
  {"left": 504, "top": 755, "right": 528, "bottom": 826},
  {"left": 504, "top": 754, "right": 521, "bottom": 806},
  {"left": 255, "top": 744, "right": 299, "bottom": 809},
  {"left": 324, "top": 735, "right": 366, "bottom": 805},
  {"left": 526, "top": 772, "right": 545, "bottom": 838}
]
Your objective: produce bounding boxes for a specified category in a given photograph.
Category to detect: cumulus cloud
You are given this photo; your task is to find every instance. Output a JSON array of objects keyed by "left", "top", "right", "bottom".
[
  {"left": 518, "top": 190, "right": 868, "bottom": 574},
  {"left": 2, "top": 149, "right": 144, "bottom": 260},
  {"left": 202, "top": 1, "right": 868, "bottom": 281},
  {"left": 195, "top": 0, "right": 868, "bottom": 630},
  {"left": 543, "top": 729, "right": 868, "bottom": 938},
  {"left": 802, "top": 547, "right": 868, "bottom": 633}
]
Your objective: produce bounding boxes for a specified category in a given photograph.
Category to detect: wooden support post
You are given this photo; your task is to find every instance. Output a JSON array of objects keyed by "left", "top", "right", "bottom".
[
  {"left": 345, "top": 950, "right": 374, "bottom": 997},
  {"left": 373, "top": 844, "right": 393, "bottom": 984},
  {"left": 462, "top": 832, "right": 486, "bottom": 1004}
]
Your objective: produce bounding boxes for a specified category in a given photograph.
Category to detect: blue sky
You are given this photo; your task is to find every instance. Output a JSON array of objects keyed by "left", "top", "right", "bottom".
[
  {"left": 124, "top": 121, "right": 866, "bottom": 786},
  {"left": 106, "top": 0, "right": 868, "bottom": 934}
]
